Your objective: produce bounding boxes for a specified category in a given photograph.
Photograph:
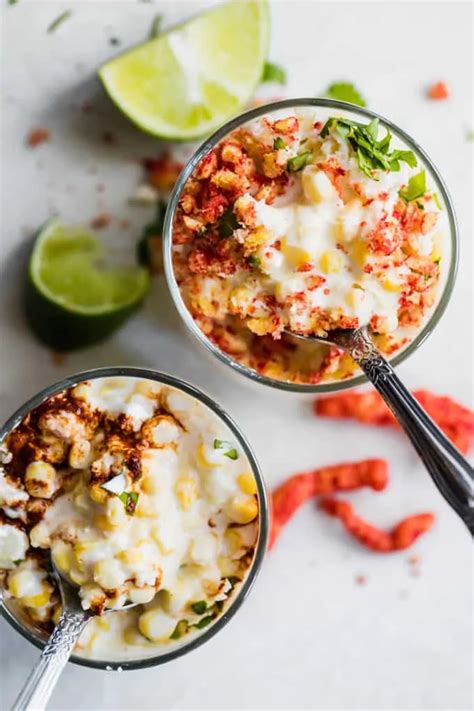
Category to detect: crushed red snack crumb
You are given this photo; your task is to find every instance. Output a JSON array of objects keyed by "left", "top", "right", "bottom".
[
  {"left": 90, "top": 212, "right": 112, "bottom": 230},
  {"left": 428, "top": 82, "right": 449, "bottom": 100},
  {"left": 26, "top": 128, "right": 50, "bottom": 148}
]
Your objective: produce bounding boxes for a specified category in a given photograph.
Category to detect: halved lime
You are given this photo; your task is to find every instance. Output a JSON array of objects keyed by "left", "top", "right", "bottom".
[
  {"left": 98, "top": 0, "right": 269, "bottom": 140},
  {"left": 26, "top": 219, "right": 150, "bottom": 351}
]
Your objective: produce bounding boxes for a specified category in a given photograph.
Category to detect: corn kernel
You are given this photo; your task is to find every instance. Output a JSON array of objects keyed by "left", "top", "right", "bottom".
[
  {"left": 69, "top": 568, "right": 88, "bottom": 586},
  {"left": 73, "top": 540, "right": 98, "bottom": 570},
  {"left": 140, "top": 474, "right": 159, "bottom": 495},
  {"left": 151, "top": 526, "right": 174, "bottom": 556},
  {"left": 332, "top": 202, "right": 362, "bottom": 242},
  {"left": 71, "top": 383, "right": 90, "bottom": 401},
  {"left": 217, "top": 555, "right": 239, "bottom": 577},
  {"left": 320, "top": 251, "right": 344, "bottom": 274},
  {"left": 224, "top": 528, "right": 242, "bottom": 555},
  {"left": 93, "top": 559, "right": 125, "bottom": 590},
  {"left": 106, "top": 497, "right": 128, "bottom": 527},
  {"left": 351, "top": 240, "right": 367, "bottom": 267},
  {"left": 135, "top": 497, "right": 158, "bottom": 518},
  {"left": 284, "top": 244, "right": 313, "bottom": 267},
  {"left": 244, "top": 226, "right": 269, "bottom": 253},
  {"left": 382, "top": 279, "right": 402, "bottom": 293},
  {"left": 51, "top": 541, "right": 74, "bottom": 575},
  {"left": 302, "top": 167, "right": 338, "bottom": 203},
  {"left": 89, "top": 484, "right": 108, "bottom": 505},
  {"left": 8, "top": 570, "right": 37, "bottom": 598},
  {"left": 94, "top": 514, "right": 115, "bottom": 532},
  {"left": 175, "top": 477, "right": 198, "bottom": 511},
  {"left": 196, "top": 443, "right": 220, "bottom": 469},
  {"left": 69, "top": 440, "right": 91, "bottom": 469},
  {"left": 25, "top": 461, "right": 57, "bottom": 499},
  {"left": 138, "top": 610, "right": 176, "bottom": 642},
  {"left": 52, "top": 604, "right": 62, "bottom": 625},
  {"left": 226, "top": 496, "right": 258, "bottom": 524},
  {"left": 128, "top": 586, "right": 156, "bottom": 605},
  {"left": 123, "top": 626, "right": 147, "bottom": 646},
  {"left": 246, "top": 317, "right": 275, "bottom": 336},
  {"left": 237, "top": 473, "right": 257, "bottom": 496},
  {"left": 345, "top": 288, "right": 365, "bottom": 311},
  {"left": 23, "top": 582, "right": 53, "bottom": 608}
]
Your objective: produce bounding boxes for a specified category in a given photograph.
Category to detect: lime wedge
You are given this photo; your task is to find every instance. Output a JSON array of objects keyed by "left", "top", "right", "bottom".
[
  {"left": 98, "top": 0, "right": 269, "bottom": 140},
  {"left": 26, "top": 219, "right": 150, "bottom": 351}
]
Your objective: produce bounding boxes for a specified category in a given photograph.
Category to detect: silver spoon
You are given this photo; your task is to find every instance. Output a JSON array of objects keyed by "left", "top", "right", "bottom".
[
  {"left": 11, "top": 562, "right": 139, "bottom": 711},
  {"left": 289, "top": 326, "right": 474, "bottom": 533}
]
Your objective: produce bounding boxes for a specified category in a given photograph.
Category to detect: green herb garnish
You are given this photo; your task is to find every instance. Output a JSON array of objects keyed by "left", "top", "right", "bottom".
[
  {"left": 149, "top": 14, "right": 162, "bottom": 39},
  {"left": 320, "top": 117, "right": 418, "bottom": 180},
  {"left": 273, "top": 137, "right": 286, "bottom": 150},
  {"left": 118, "top": 491, "right": 139, "bottom": 515},
  {"left": 466, "top": 130, "right": 474, "bottom": 142},
  {"left": 214, "top": 439, "right": 239, "bottom": 460},
  {"left": 287, "top": 151, "right": 312, "bottom": 172},
  {"left": 47, "top": 10, "right": 72, "bottom": 33},
  {"left": 137, "top": 200, "right": 167, "bottom": 267},
  {"left": 398, "top": 169, "right": 426, "bottom": 203},
  {"left": 219, "top": 207, "right": 241, "bottom": 238},
  {"left": 191, "top": 601, "right": 207, "bottom": 615},
  {"left": 432, "top": 192, "right": 442, "bottom": 210},
  {"left": 248, "top": 255, "right": 261, "bottom": 269},
  {"left": 170, "top": 619, "right": 189, "bottom": 640},
  {"left": 325, "top": 82, "right": 366, "bottom": 107},
  {"left": 226, "top": 576, "right": 241, "bottom": 591},
  {"left": 192, "top": 614, "right": 215, "bottom": 630},
  {"left": 261, "top": 62, "right": 287, "bottom": 85}
]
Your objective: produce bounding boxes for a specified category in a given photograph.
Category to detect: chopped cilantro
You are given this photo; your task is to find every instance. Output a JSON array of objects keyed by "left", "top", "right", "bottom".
[
  {"left": 191, "top": 601, "right": 207, "bottom": 615},
  {"left": 467, "top": 130, "right": 474, "bottom": 142},
  {"left": 137, "top": 200, "right": 166, "bottom": 267},
  {"left": 118, "top": 491, "right": 139, "bottom": 515},
  {"left": 273, "top": 137, "right": 286, "bottom": 150},
  {"left": 170, "top": 619, "right": 189, "bottom": 640},
  {"left": 47, "top": 10, "right": 72, "bottom": 33},
  {"left": 416, "top": 201, "right": 425, "bottom": 210},
  {"left": 261, "top": 62, "right": 287, "bottom": 85},
  {"left": 248, "top": 254, "right": 261, "bottom": 269},
  {"left": 432, "top": 192, "right": 442, "bottom": 210},
  {"left": 192, "top": 614, "right": 215, "bottom": 630},
  {"left": 398, "top": 170, "right": 426, "bottom": 203},
  {"left": 287, "top": 151, "right": 312, "bottom": 172},
  {"left": 149, "top": 14, "right": 162, "bottom": 39},
  {"left": 325, "top": 82, "right": 366, "bottom": 107},
  {"left": 320, "top": 117, "right": 417, "bottom": 180},
  {"left": 8, "top": 0, "right": 20, "bottom": 4},
  {"left": 214, "top": 439, "right": 239, "bottom": 460},
  {"left": 219, "top": 207, "right": 241, "bottom": 238}
]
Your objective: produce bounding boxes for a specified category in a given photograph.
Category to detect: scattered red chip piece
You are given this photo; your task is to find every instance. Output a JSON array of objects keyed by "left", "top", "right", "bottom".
[
  {"left": 26, "top": 128, "right": 50, "bottom": 148},
  {"left": 320, "top": 498, "right": 435, "bottom": 553},
  {"left": 314, "top": 390, "right": 474, "bottom": 454},
  {"left": 269, "top": 459, "right": 388, "bottom": 547},
  {"left": 143, "top": 153, "right": 184, "bottom": 192},
  {"left": 428, "top": 81, "right": 449, "bottom": 100},
  {"left": 90, "top": 212, "right": 111, "bottom": 229},
  {"left": 354, "top": 574, "right": 367, "bottom": 586}
]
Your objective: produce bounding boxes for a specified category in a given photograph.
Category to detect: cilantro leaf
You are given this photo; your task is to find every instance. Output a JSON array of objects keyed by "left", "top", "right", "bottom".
[
  {"left": 170, "top": 620, "right": 189, "bottom": 640},
  {"left": 214, "top": 439, "right": 239, "bottom": 460},
  {"left": 248, "top": 255, "right": 261, "bottom": 269},
  {"left": 398, "top": 170, "right": 427, "bottom": 203},
  {"left": 261, "top": 62, "right": 287, "bottom": 85},
  {"left": 118, "top": 491, "right": 139, "bottom": 515},
  {"left": 219, "top": 207, "right": 241, "bottom": 238},
  {"left": 320, "top": 117, "right": 417, "bottom": 180},
  {"left": 287, "top": 151, "right": 312, "bottom": 172},
  {"left": 273, "top": 137, "right": 286, "bottom": 150},
  {"left": 191, "top": 601, "right": 207, "bottom": 615},
  {"left": 192, "top": 614, "right": 215, "bottom": 630},
  {"left": 325, "top": 82, "right": 366, "bottom": 107},
  {"left": 149, "top": 14, "right": 162, "bottom": 39},
  {"left": 47, "top": 10, "right": 72, "bottom": 33}
]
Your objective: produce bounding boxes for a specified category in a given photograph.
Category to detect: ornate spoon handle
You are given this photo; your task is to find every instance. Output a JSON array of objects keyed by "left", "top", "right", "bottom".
[
  {"left": 342, "top": 328, "right": 474, "bottom": 533},
  {"left": 11, "top": 608, "right": 89, "bottom": 711}
]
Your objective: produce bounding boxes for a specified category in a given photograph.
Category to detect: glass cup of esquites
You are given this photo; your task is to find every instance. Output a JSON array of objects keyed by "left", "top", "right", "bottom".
[
  {"left": 163, "top": 99, "right": 458, "bottom": 392},
  {"left": 0, "top": 368, "right": 268, "bottom": 670}
]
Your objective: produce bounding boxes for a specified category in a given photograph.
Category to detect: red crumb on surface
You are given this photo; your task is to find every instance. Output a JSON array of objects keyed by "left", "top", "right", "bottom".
[
  {"left": 90, "top": 212, "right": 111, "bottom": 229},
  {"left": 51, "top": 352, "right": 68, "bottom": 366},
  {"left": 26, "top": 128, "right": 50, "bottom": 147},
  {"left": 354, "top": 574, "right": 367, "bottom": 586},
  {"left": 101, "top": 131, "right": 118, "bottom": 145},
  {"left": 427, "top": 81, "right": 449, "bottom": 100},
  {"left": 320, "top": 499, "right": 435, "bottom": 553}
]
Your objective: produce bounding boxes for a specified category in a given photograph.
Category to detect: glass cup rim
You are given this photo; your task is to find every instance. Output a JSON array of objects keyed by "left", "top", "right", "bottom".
[
  {"left": 0, "top": 366, "right": 269, "bottom": 671},
  {"left": 163, "top": 97, "right": 459, "bottom": 393}
]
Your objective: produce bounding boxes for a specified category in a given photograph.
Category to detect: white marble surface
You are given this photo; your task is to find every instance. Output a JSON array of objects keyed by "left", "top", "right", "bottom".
[{"left": 1, "top": 1, "right": 473, "bottom": 709}]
